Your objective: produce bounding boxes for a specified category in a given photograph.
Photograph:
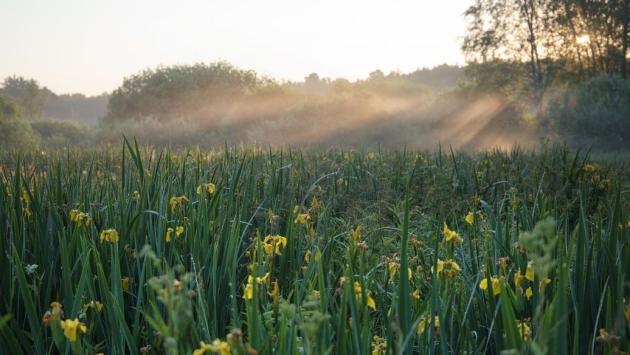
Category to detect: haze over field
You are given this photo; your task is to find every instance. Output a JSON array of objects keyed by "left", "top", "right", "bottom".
[{"left": 0, "top": 0, "right": 628, "bottom": 151}]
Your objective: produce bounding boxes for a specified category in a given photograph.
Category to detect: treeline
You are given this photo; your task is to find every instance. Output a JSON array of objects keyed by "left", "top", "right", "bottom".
[
  {"left": 0, "top": 76, "right": 108, "bottom": 125},
  {"left": 3, "top": 64, "right": 486, "bottom": 149},
  {"left": 0, "top": 76, "right": 108, "bottom": 150},
  {"left": 463, "top": 0, "right": 629, "bottom": 83},
  {"left": 98, "top": 62, "right": 529, "bottom": 149},
  {"left": 462, "top": 0, "right": 630, "bottom": 147}
]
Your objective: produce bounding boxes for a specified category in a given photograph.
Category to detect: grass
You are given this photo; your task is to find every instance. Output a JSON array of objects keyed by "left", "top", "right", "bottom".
[{"left": 0, "top": 141, "right": 628, "bottom": 354}]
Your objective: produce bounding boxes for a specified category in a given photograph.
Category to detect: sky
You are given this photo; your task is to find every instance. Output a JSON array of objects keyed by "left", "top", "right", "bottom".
[{"left": 0, "top": 0, "right": 471, "bottom": 96}]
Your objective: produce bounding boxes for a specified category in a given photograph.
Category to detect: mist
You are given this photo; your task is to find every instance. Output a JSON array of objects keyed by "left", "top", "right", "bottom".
[{"left": 88, "top": 63, "right": 536, "bottom": 150}]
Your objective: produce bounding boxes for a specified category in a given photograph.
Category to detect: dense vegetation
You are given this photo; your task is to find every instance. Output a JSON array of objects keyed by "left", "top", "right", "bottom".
[{"left": 0, "top": 143, "right": 628, "bottom": 354}]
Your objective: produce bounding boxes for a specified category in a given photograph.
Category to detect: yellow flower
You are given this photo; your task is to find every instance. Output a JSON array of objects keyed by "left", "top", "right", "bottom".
[
  {"left": 442, "top": 223, "right": 463, "bottom": 245},
  {"left": 294, "top": 213, "right": 311, "bottom": 225},
  {"left": 166, "top": 227, "right": 174, "bottom": 242},
  {"left": 388, "top": 261, "right": 399, "bottom": 280},
  {"left": 436, "top": 258, "right": 461, "bottom": 278},
  {"left": 624, "top": 304, "right": 630, "bottom": 322},
  {"left": 20, "top": 189, "right": 31, "bottom": 205},
  {"left": 366, "top": 294, "right": 377, "bottom": 310},
  {"left": 516, "top": 320, "right": 531, "bottom": 341},
  {"left": 353, "top": 281, "right": 376, "bottom": 310},
  {"left": 193, "top": 339, "right": 231, "bottom": 355},
  {"left": 525, "top": 261, "right": 534, "bottom": 281},
  {"left": 69, "top": 209, "right": 92, "bottom": 226},
  {"left": 525, "top": 287, "right": 533, "bottom": 300},
  {"left": 100, "top": 229, "right": 119, "bottom": 243},
  {"left": 42, "top": 301, "right": 64, "bottom": 326},
  {"left": 122, "top": 277, "right": 130, "bottom": 292},
  {"left": 310, "top": 196, "right": 321, "bottom": 212},
  {"left": 196, "top": 183, "right": 217, "bottom": 195},
  {"left": 243, "top": 282, "right": 253, "bottom": 300},
  {"left": 256, "top": 272, "right": 270, "bottom": 284},
  {"left": 132, "top": 190, "right": 140, "bottom": 200},
  {"left": 168, "top": 195, "right": 189, "bottom": 212},
  {"left": 243, "top": 273, "right": 270, "bottom": 300},
  {"left": 479, "top": 275, "right": 500, "bottom": 295},
  {"left": 371, "top": 335, "right": 387, "bottom": 355},
  {"left": 60, "top": 318, "right": 87, "bottom": 342},
  {"left": 412, "top": 289, "right": 421, "bottom": 300},
  {"left": 304, "top": 249, "right": 311, "bottom": 264},
  {"left": 82, "top": 300, "right": 104, "bottom": 313},
  {"left": 582, "top": 163, "right": 599, "bottom": 173},
  {"left": 541, "top": 277, "right": 551, "bottom": 287},
  {"left": 312, "top": 290, "right": 320, "bottom": 298},
  {"left": 514, "top": 272, "right": 525, "bottom": 290},
  {"left": 491, "top": 277, "right": 501, "bottom": 295},
  {"left": 269, "top": 280, "right": 280, "bottom": 301},
  {"left": 417, "top": 316, "right": 440, "bottom": 335},
  {"left": 262, "top": 235, "right": 287, "bottom": 256},
  {"left": 465, "top": 211, "right": 474, "bottom": 225},
  {"left": 175, "top": 226, "right": 185, "bottom": 238},
  {"left": 352, "top": 225, "right": 362, "bottom": 245},
  {"left": 51, "top": 302, "right": 63, "bottom": 316}
]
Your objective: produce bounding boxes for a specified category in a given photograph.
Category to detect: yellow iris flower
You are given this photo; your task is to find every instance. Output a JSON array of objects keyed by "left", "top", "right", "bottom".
[
  {"left": 479, "top": 275, "right": 501, "bottom": 295},
  {"left": 465, "top": 211, "right": 474, "bottom": 225},
  {"left": 100, "top": 229, "right": 119, "bottom": 243},
  {"left": 196, "top": 183, "right": 217, "bottom": 195},
  {"left": 436, "top": 258, "right": 461, "bottom": 278},
  {"left": 262, "top": 235, "right": 287, "bottom": 256},
  {"left": 193, "top": 339, "right": 231, "bottom": 355},
  {"left": 525, "top": 261, "right": 534, "bottom": 281},
  {"left": 353, "top": 281, "right": 376, "bottom": 310},
  {"left": 417, "top": 315, "right": 440, "bottom": 335},
  {"left": 442, "top": 223, "right": 463, "bottom": 245},
  {"left": 60, "top": 318, "right": 87, "bottom": 342}
]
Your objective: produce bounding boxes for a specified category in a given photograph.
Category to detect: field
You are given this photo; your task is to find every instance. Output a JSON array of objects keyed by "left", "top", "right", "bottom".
[{"left": 1, "top": 142, "right": 629, "bottom": 354}]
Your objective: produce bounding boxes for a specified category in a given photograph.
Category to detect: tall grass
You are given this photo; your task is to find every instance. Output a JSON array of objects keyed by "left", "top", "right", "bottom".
[{"left": 0, "top": 142, "right": 628, "bottom": 354}]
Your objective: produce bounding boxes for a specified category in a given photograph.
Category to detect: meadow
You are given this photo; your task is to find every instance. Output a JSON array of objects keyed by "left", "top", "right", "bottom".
[{"left": 0, "top": 141, "right": 628, "bottom": 354}]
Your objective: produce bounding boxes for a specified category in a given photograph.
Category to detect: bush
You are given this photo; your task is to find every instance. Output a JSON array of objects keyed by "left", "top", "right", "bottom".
[
  {"left": 544, "top": 75, "right": 630, "bottom": 149},
  {"left": 31, "top": 118, "right": 93, "bottom": 148},
  {"left": 0, "top": 95, "right": 39, "bottom": 150}
]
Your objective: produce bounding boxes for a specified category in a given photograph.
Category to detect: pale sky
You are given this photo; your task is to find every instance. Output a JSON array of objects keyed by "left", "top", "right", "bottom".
[{"left": 0, "top": 0, "right": 471, "bottom": 96}]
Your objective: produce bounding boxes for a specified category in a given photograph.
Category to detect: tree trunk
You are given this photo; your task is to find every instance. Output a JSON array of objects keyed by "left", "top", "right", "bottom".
[{"left": 623, "top": 0, "right": 629, "bottom": 78}]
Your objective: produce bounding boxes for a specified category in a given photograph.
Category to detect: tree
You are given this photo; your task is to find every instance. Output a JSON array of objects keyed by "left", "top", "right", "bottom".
[
  {"left": 462, "top": 0, "right": 630, "bottom": 88},
  {"left": 0, "top": 76, "right": 48, "bottom": 118},
  {"left": 0, "top": 95, "right": 39, "bottom": 150},
  {"left": 0, "top": 95, "right": 19, "bottom": 121},
  {"left": 105, "top": 62, "right": 263, "bottom": 123}
]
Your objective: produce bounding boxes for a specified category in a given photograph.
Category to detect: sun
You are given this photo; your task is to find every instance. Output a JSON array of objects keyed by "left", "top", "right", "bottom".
[{"left": 576, "top": 34, "right": 590, "bottom": 45}]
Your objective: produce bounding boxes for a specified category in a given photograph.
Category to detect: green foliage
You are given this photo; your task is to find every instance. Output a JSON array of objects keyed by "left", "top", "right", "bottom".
[
  {"left": 105, "top": 62, "right": 264, "bottom": 122},
  {"left": 43, "top": 93, "right": 109, "bottom": 126},
  {"left": 544, "top": 75, "right": 630, "bottom": 148},
  {"left": 0, "top": 76, "right": 48, "bottom": 119},
  {"left": 0, "top": 95, "right": 20, "bottom": 120},
  {"left": 31, "top": 118, "right": 94, "bottom": 148},
  {"left": 0, "top": 145, "right": 628, "bottom": 354},
  {"left": 0, "top": 95, "right": 39, "bottom": 150}
]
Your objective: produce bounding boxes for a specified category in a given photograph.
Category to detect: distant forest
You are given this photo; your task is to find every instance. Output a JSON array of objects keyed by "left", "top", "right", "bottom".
[{"left": 0, "top": 65, "right": 463, "bottom": 126}]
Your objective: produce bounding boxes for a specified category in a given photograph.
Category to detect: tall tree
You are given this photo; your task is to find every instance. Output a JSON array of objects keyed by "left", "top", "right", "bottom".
[{"left": 0, "top": 76, "right": 48, "bottom": 119}]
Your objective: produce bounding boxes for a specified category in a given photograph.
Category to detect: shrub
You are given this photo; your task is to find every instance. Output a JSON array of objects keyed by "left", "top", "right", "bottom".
[
  {"left": 544, "top": 75, "right": 630, "bottom": 149},
  {"left": 31, "top": 118, "right": 93, "bottom": 148},
  {"left": 0, "top": 95, "right": 39, "bottom": 150}
]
